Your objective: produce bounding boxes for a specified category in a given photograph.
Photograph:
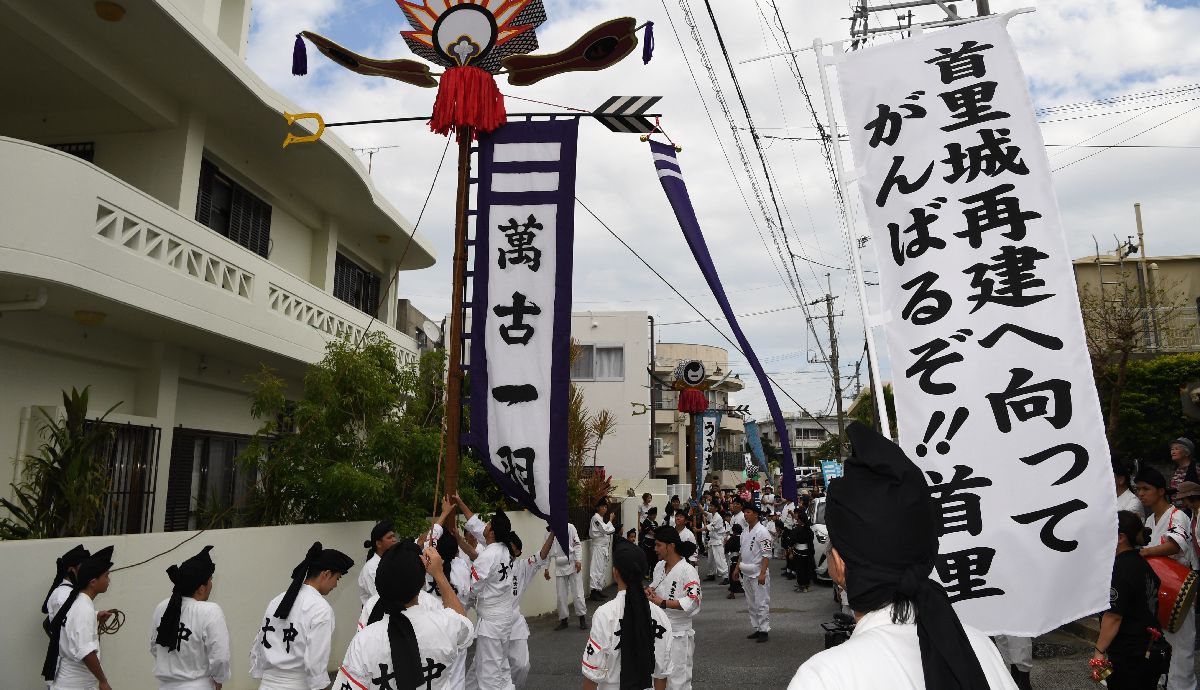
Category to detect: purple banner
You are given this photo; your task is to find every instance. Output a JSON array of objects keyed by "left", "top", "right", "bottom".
[{"left": 650, "top": 139, "right": 798, "bottom": 501}]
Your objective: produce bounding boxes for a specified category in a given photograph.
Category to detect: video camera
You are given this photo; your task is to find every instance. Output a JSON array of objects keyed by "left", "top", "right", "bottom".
[{"left": 821, "top": 612, "right": 856, "bottom": 649}]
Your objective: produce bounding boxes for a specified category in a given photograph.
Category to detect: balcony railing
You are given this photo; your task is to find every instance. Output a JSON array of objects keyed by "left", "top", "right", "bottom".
[{"left": 0, "top": 138, "right": 418, "bottom": 364}]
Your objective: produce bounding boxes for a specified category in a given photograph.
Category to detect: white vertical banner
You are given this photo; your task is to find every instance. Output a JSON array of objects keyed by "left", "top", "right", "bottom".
[
  {"left": 470, "top": 119, "right": 578, "bottom": 546},
  {"left": 837, "top": 17, "right": 1114, "bottom": 635}
]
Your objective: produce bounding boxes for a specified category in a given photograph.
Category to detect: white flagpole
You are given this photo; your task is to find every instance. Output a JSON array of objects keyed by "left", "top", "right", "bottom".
[{"left": 813, "top": 37, "right": 895, "bottom": 442}]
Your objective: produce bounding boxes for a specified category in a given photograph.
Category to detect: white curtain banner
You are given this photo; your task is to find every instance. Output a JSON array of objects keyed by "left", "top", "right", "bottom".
[
  {"left": 837, "top": 17, "right": 1115, "bottom": 636},
  {"left": 470, "top": 119, "right": 578, "bottom": 547}
]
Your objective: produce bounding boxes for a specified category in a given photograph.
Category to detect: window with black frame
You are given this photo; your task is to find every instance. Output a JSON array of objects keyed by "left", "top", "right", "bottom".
[
  {"left": 195, "top": 158, "right": 272, "bottom": 258},
  {"left": 333, "top": 251, "right": 382, "bottom": 315},
  {"left": 163, "top": 429, "right": 256, "bottom": 531}
]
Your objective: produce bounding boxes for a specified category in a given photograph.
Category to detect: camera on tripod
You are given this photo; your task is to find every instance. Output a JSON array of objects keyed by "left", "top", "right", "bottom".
[{"left": 821, "top": 612, "right": 856, "bottom": 649}]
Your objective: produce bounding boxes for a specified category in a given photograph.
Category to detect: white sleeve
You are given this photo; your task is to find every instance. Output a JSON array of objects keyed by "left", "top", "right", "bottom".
[
  {"left": 571, "top": 526, "right": 584, "bottom": 562},
  {"left": 677, "top": 575, "right": 702, "bottom": 617},
  {"left": 306, "top": 608, "right": 334, "bottom": 690},
  {"left": 652, "top": 611, "right": 674, "bottom": 679},
  {"left": 444, "top": 609, "right": 476, "bottom": 651},
  {"left": 358, "top": 558, "right": 376, "bottom": 607},
  {"left": 205, "top": 606, "right": 232, "bottom": 684},
  {"left": 787, "top": 659, "right": 837, "bottom": 690},
  {"left": 333, "top": 631, "right": 371, "bottom": 690},
  {"left": 473, "top": 546, "right": 497, "bottom": 582},
  {"left": 589, "top": 515, "right": 601, "bottom": 539},
  {"left": 602, "top": 519, "right": 616, "bottom": 536},
  {"left": 148, "top": 602, "right": 160, "bottom": 658},
  {"left": 248, "top": 611, "right": 267, "bottom": 679},
  {"left": 63, "top": 604, "right": 99, "bottom": 663},
  {"left": 581, "top": 611, "right": 613, "bottom": 682},
  {"left": 466, "top": 515, "right": 487, "bottom": 544}
]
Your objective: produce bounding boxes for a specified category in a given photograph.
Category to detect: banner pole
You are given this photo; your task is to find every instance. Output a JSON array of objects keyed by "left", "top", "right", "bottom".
[
  {"left": 813, "top": 37, "right": 895, "bottom": 442},
  {"left": 442, "top": 127, "right": 474, "bottom": 497}
]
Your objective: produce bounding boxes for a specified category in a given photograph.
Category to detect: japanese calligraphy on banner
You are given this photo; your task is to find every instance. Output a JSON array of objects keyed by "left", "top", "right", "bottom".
[
  {"left": 837, "top": 17, "right": 1115, "bottom": 635},
  {"left": 695, "top": 410, "right": 722, "bottom": 497},
  {"left": 470, "top": 119, "right": 578, "bottom": 547}
]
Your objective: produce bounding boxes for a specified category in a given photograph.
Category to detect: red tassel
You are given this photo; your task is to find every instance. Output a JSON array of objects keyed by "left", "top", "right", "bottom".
[
  {"left": 678, "top": 388, "right": 709, "bottom": 414},
  {"left": 429, "top": 66, "right": 507, "bottom": 138}
]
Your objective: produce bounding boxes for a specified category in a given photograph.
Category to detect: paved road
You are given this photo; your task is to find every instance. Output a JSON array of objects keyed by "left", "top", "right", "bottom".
[{"left": 515, "top": 558, "right": 1099, "bottom": 689}]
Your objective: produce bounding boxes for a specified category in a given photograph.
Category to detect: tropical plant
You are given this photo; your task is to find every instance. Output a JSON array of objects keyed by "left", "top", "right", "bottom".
[
  {"left": 238, "top": 334, "right": 502, "bottom": 536},
  {"left": 566, "top": 340, "right": 616, "bottom": 508},
  {"left": 0, "top": 387, "right": 120, "bottom": 539},
  {"left": 1096, "top": 352, "right": 1200, "bottom": 464}
]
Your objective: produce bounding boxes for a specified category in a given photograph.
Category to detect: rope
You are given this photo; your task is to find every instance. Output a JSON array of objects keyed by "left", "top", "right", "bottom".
[
  {"left": 501, "top": 93, "right": 590, "bottom": 113},
  {"left": 109, "top": 529, "right": 207, "bottom": 573},
  {"left": 98, "top": 609, "right": 125, "bottom": 635}
]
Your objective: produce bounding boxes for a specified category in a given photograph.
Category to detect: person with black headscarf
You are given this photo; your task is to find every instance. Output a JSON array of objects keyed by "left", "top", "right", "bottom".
[
  {"left": 149, "top": 545, "right": 231, "bottom": 689},
  {"left": 647, "top": 526, "right": 701, "bottom": 690},
  {"left": 504, "top": 530, "right": 555, "bottom": 688},
  {"left": 43, "top": 545, "right": 115, "bottom": 690},
  {"left": 43, "top": 545, "right": 89, "bottom": 621},
  {"left": 333, "top": 542, "right": 474, "bottom": 690},
  {"left": 590, "top": 499, "right": 617, "bottom": 601},
  {"left": 787, "top": 422, "right": 1016, "bottom": 690},
  {"left": 357, "top": 519, "right": 398, "bottom": 607},
  {"left": 452, "top": 493, "right": 522, "bottom": 690},
  {"left": 545, "top": 519, "right": 587, "bottom": 630},
  {"left": 248, "top": 542, "right": 353, "bottom": 690},
  {"left": 734, "top": 501, "right": 773, "bottom": 642},
  {"left": 581, "top": 540, "right": 673, "bottom": 690}
]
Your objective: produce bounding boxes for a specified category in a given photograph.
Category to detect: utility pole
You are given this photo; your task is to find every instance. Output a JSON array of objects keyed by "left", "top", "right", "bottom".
[
  {"left": 849, "top": 0, "right": 990, "bottom": 46},
  {"left": 808, "top": 273, "right": 846, "bottom": 459}
]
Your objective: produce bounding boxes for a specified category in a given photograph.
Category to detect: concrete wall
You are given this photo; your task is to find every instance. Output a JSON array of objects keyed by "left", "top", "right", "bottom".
[
  {"left": 570, "top": 312, "right": 651, "bottom": 482},
  {"left": 0, "top": 512, "right": 593, "bottom": 690}
]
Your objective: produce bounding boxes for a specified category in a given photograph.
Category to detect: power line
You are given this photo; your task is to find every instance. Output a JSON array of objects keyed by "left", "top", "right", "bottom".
[
  {"left": 658, "top": 303, "right": 803, "bottom": 326},
  {"left": 1052, "top": 103, "right": 1200, "bottom": 172},
  {"left": 576, "top": 196, "right": 836, "bottom": 435}
]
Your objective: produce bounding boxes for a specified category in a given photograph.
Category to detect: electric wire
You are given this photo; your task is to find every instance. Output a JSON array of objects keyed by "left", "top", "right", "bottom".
[
  {"left": 577, "top": 196, "right": 835, "bottom": 434},
  {"left": 658, "top": 0, "right": 793, "bottom": 306},
  {"left": 1052, "top": 103, "right": 1200, "bottom": 172},
  {"left": 694, "top": 0, "right": 834, "bottom": 376},
  {"left": 353, "top": 135, "right": 453, "bottom": 347}
]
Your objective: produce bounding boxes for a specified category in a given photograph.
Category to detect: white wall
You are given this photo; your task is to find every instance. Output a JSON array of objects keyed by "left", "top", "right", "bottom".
[
  {"left": 0, "top": 513, "right": 590, "bottom": 690},
  {"left": 570, "top": 312, "right": 650, "bottom": 482}
]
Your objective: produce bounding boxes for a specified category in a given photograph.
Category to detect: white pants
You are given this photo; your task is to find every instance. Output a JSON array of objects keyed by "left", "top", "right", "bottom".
[
  {"left": 706, "top": 546, "right": 728, "bottom": 579},
  {"left": 1165, "top": 609, "right": 1197, "bottom": 690},
  {"left": 474, "top": 636, "right": 515, "bottom": 690},
  {"left": 556, "top": 572, "right": 586, "bottom": 619},
  {"left": 590, "top": 543, "right": 611, "bottom": 591},
  {"left": 994, "top": 635, "right": 1033, "bottom": 673},
  {"left": 508, "top": 638, "right": 529, "bottom": 688},
  {"left": 666, "top": 630, "right": 695, "bottom": 690},
  {"left": 743, "top": 570, "right": 771, "bottom": 633}
]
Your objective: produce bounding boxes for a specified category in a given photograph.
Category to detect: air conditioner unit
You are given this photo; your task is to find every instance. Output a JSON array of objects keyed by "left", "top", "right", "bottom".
[
  {"left": 662, "top": 442, "right": 673, "bottom": 455},
  {"left": 653, "top": 437, "right": 664, "bottom": 457}
]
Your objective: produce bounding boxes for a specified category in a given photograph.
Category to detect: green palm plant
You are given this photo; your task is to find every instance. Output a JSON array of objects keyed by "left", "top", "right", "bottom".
[{"left": 0, "top": 387, "right": 120, "bottom": 539}]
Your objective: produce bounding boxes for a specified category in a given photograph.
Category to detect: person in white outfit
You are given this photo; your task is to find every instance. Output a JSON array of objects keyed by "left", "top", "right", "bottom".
[
  {"left": 357, "top": 519, "right": 398, "bottom": 608},
  {"left": 673, "top": 512, "right": 699, "bottom": 567},
  {"left": 704, "top": 501, "right": 729, "bottom": 583},
  {"left": 648, "top": 526, "right": 702, "bottom": 690},
  {"left": 42, "top": 545, "right": 117, "bottom": 690},
  {"left": 788, "top": 422, "right": 1018, "bottom": 690},
  {"left": 333, "top": 542, "right": 473, "bottom": 690},
  {"left": 504, "top": 532, "right": 554, "bottom": 688},
  {"left": 734, "top": 502, "right": 773, "bottom": 642},
  {"left": 589, "top": 500, "right": 616, "bottom": 601},
  {"left": 581, "top": 540, "right": 674, "bottom": 690},
  {"left": 546, "top": 522, "right": 588, "bottom": 630},
  {"left": 1114, "top": 462, "right": 1143, "bottom": 516},
  {"left": 1137, "top": 466, "right": 1197, "bottom": 690},
  {"left": 454, "top": 494, "right": 522, "bottom": 690},
  {"left": 249, "top": 542, "right": 354, "bottom": 690},
  {"left": 149, "top": 546, "right": 231, "bottom": 690}
]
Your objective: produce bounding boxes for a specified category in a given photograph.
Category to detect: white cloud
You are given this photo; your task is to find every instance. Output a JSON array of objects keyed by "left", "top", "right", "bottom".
[{"left": 247, "top": 0, "right": 1200, "bottom": 419}]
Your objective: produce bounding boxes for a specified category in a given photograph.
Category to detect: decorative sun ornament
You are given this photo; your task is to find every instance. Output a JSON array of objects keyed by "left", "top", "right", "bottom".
[
  {"left": 293, "top": 0, "right": 645, "bottom": 137},
  {"left": 398, "top": 0, "right": 546, "bottom": 74}
]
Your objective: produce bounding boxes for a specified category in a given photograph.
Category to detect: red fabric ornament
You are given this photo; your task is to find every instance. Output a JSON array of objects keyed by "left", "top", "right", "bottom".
[
  {"left": 429, "top": 66, "right": 507, "bottom": 138},
  {"left": 678, "top": 388, "right": 708, "bottom": 414}
]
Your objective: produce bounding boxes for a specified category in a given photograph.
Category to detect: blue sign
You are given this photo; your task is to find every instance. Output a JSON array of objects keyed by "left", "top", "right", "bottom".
[{"left": 820, "top": 460, "right": 844, "bottom": 489}]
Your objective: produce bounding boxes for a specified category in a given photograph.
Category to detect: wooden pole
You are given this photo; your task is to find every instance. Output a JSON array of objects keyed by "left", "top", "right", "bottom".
[{"left": 442, "top": 127, "right": 474, "bottom": 496}]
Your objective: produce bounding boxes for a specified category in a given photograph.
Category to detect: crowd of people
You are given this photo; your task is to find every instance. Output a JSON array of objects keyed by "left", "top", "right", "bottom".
[{"left": 35, "top": 434, "right": 1200, "bottom": 690}]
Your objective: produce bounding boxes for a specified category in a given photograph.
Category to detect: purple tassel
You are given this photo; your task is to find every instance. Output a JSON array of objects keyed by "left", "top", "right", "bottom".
[
  {"left": 292, "top": 33, "right": 307, "bottom": 76},
  {"left": 642, "top": 21, "right": 654, "bottom": 64}
]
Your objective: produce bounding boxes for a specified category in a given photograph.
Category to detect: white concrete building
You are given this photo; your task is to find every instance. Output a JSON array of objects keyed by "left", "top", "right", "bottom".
[
  {"left": 0, "top": 0, "right": 435, "bottom": 534},
  {"left": 758, "top": 411, "right": 840, "bottom": 467},
  {"left": 652, "top": 343, "right": 746, "bottom": 486},
  {"left": 570, "top": 311, "right": 651, "bottom": 482}
]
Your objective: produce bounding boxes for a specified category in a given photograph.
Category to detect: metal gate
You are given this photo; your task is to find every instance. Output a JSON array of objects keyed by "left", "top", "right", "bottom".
[{"left": 86, "top": 421, "right": 162, "bottom": 535}]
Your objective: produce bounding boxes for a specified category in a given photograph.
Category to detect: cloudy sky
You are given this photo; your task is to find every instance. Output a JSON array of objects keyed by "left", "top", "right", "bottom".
[{"left": 245, "top": 0, "right": 1200, "bottom": 419}]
